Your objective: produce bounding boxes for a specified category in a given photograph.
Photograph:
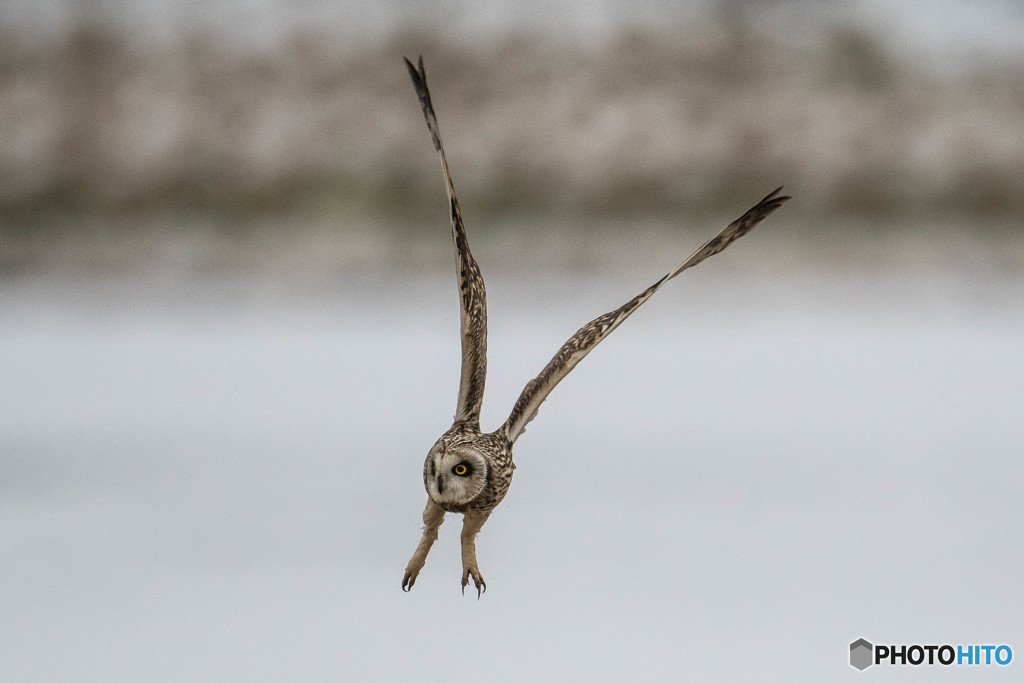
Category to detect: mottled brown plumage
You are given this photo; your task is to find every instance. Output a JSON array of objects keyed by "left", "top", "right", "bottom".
[
  {"left": 404, "top": 56, "right": 488, "bottom": 427},
  {"left": 400, "top": 56, "right": 789, "bottom": 596},
  {"left": 501, "top": 186, "right": 788, "bottom": 443}
]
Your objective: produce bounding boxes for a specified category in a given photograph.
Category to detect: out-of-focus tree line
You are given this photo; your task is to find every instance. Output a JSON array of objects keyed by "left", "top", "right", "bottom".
[{"left": 1, "top": 12, "right": 1023, "bottom": 235}]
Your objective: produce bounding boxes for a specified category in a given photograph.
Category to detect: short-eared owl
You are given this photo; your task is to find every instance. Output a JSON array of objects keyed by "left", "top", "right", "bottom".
[{"left": 401, "top": 56, "right": 789, "bottom": 596}]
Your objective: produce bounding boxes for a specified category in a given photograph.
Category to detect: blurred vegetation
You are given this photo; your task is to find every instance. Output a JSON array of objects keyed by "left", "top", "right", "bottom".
[{"left": 1, "top": 10, "right": 1023, "bottom": 240}]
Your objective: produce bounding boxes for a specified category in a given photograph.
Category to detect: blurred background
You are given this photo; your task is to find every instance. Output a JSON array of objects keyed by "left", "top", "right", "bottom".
[{"left": 1, "top": 0, "right": 1022, "bottom": 680}]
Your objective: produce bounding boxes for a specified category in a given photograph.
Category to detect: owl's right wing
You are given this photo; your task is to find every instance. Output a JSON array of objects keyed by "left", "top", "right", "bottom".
[
  {"left": 500, "top": 187, "right": 790, "bottom": 444},
  {"left": 405, "top": 56, "right": 489, "bottom": 427}
]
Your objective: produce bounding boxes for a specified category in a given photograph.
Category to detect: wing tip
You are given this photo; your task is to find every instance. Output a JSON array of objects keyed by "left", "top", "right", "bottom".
[
  {"left": 403, "top": 54, "right": 425, "bottom": 88},
  {"left": 762, "top": 185, "right": 791, "bottom": 203},
  {"left": 750, "top": 185, "right": 791, "bottom": 218},
  {"left": 404, "top": 54, "right": 443, "bottom": 151}
]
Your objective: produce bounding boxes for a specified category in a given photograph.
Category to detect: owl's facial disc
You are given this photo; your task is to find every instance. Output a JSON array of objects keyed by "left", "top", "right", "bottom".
[{"left": 425, "top": 447, "right": 487, "bottom": 506}]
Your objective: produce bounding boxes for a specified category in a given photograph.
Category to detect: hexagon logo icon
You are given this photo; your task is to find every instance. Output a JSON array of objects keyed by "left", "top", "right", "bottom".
[{"left": 850, "top": 638, "right": 873, "bottom": 670}]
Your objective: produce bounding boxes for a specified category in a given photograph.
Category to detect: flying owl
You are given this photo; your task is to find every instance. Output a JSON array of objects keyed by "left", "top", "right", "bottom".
[{"left": 401, "top": 56, "right": 789, "bottom": 596}]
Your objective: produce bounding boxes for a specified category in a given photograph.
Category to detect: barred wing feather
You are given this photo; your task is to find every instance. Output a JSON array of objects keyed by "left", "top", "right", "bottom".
[
  {"left": 500, "top": 187, "right": 790, "bottom": 443},
  {"left": 405, "top": 56, "right": 489, "bottom": 427}
]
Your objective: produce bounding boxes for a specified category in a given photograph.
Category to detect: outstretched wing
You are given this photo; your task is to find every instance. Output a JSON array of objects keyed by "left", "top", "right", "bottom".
[
  {"left": 500, "top": 187, "right": 790, "bottom": 444},
  {"left": 405, "top": 55, "right": 488, "bottom": 427}
]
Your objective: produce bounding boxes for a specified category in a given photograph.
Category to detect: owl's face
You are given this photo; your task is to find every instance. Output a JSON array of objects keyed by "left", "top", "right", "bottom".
[{"left": 424, "top": 444, "right": 488, "bottom": 507}]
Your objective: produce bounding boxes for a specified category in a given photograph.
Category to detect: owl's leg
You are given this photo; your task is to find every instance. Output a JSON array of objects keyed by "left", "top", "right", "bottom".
[
  {"left": 460, "top": 511, "right": 491, "bottom": 598},
  {"left": 402, "top": 498, "right": 445, "bottom": 592}
]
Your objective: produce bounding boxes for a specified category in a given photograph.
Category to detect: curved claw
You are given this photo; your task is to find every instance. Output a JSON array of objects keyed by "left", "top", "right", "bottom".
[
  {"left": 461, "top": 568, "right": 486, "bottom": 598},
  {"left": 402, "top": 570, "right": 417, "bottom": 592}
]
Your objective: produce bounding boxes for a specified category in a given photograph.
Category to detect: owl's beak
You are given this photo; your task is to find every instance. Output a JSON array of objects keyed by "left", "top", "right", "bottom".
[{"left": 436, "top": 474, "right": 445, "bottom": 495}]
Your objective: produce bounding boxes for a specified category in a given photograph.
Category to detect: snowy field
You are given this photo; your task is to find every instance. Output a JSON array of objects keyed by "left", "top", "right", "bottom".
[{"left": 1, "top": 257, "right": 1022, "bottom": 680}]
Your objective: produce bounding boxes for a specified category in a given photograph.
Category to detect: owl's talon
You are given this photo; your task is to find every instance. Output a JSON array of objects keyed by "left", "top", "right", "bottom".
[
  {"left": 461, "top": 567, "right": 486, "bottom": 598},
  {"left": 402, "top": 570, "right": 417, "bottom": 592}
]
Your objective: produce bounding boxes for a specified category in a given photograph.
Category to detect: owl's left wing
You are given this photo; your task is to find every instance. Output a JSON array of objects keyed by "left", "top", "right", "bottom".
[{"left": 500, "top": 187, "right": 790, "bottom": 444}]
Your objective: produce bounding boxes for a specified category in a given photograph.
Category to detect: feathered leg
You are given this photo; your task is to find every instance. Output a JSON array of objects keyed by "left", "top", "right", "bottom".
[
  {"left": 460, "top": 511, "right": 491, "bottom": 597},
  {"left": 402, "top": 498, "right": 446, "bottom": 591}
]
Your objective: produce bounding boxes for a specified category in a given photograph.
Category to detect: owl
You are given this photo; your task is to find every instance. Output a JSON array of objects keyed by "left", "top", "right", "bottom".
[{"left": 400, "top": 56, "right": 789, "bottom": 596}]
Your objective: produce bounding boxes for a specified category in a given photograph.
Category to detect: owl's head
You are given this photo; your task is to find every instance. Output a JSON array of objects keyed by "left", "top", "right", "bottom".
[{"left": 424, "top": 443, "right": 488, "bottom": 507}]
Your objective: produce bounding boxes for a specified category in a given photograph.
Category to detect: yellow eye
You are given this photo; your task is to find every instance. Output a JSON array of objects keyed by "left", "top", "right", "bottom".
[{"left": 453, "top": 463, "right": 468, "bottom": 476}]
